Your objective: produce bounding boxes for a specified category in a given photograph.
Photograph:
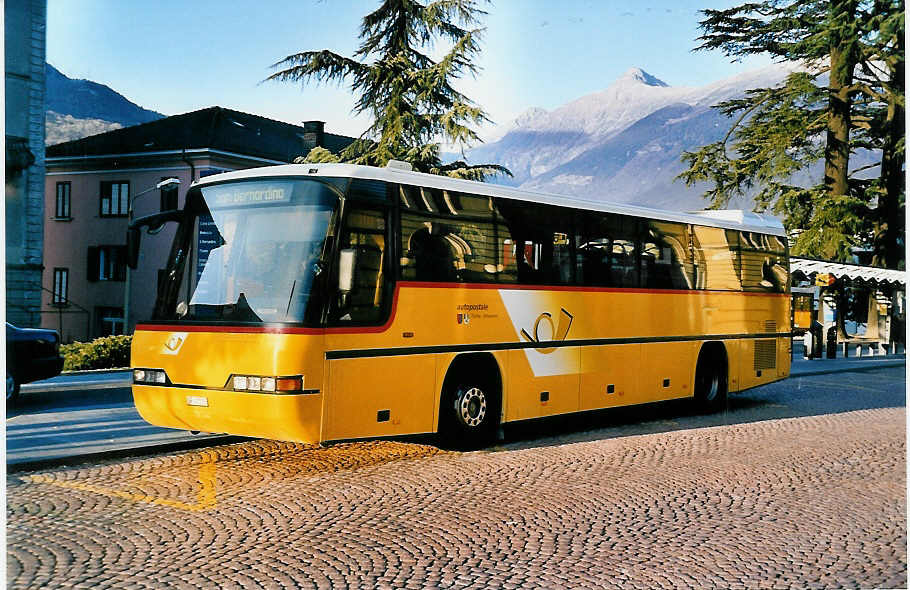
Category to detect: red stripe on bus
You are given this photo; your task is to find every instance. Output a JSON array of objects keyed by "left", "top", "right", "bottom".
[{"left": 396, "top": 281, "right": 791, "bottom": 297}]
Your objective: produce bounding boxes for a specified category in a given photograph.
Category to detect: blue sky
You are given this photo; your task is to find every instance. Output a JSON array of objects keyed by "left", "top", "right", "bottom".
[{"left": 47, "top": 0, "right": 772, "bottom": 138}]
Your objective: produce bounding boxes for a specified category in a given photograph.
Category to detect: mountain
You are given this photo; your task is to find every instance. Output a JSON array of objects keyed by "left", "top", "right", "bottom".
[
  {"left": 45, "top": 64, "right": 164, "bottom": 145},
  {"left": 468, "top": 64, "right": 802, "bottom": 212}
]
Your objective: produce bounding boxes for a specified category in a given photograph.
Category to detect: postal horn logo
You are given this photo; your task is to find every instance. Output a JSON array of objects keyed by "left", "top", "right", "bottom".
[
  {"left": 520, "top": 308, "right": 573, "bottom": 354},
  {"left": 163, "top": 332, "right": 188, "bottom": 355}
]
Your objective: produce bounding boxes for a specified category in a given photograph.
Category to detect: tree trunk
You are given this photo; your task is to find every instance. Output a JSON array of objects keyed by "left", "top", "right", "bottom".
[
  {"left": 872, "top": 55, "right": 905, "bottom": 270},
  {"left": 824, "top": 62, "right": 852, "bottom": 200},
  {"left": 823, "top": 1, "right": 859, "bottom": 257}
]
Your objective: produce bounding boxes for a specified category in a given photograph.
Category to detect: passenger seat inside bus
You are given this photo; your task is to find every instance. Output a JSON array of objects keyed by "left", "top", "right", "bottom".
[
  {"left": 407, "top": 228, "right": 458, "bottom": 282},
  {"left": 345, "top": 240, "right": 384, "bottom": 321}
]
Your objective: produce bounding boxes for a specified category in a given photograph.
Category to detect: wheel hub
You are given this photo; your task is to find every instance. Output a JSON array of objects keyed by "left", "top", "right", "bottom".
[
  {"left": 704, "top": 375, "right": 720, "bottom": 401},
  {"left": 457, "top": 387, "right": 487, "bottom": 428}
]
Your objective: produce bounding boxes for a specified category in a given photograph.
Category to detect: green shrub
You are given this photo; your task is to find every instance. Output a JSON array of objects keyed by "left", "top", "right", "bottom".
[{"left": 62, "top": 335, "right": 132, "bottom": 371}]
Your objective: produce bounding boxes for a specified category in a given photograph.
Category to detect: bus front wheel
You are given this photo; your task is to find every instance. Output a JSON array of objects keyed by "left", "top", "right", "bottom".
[
  {"left": 694, "top": 345, "right": 728, "bottom": 413},
  {"left": 440, "top": 378, "right": 500, "bottom": 450}
]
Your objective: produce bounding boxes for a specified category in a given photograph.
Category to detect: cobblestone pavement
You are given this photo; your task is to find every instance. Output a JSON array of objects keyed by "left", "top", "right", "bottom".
[{"left": 7, "top": 405, "right": 904, "bottom": 590}]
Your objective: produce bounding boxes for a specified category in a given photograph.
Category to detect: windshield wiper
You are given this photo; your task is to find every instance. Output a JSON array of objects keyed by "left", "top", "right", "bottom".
[{"left": 286, "top": 280, "right": 297, "bottom": 317}]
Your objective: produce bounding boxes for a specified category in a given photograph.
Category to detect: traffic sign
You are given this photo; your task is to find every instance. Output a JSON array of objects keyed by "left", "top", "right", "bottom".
[{"left": 815, "top": 273, "right": 836, "bottom": 286}]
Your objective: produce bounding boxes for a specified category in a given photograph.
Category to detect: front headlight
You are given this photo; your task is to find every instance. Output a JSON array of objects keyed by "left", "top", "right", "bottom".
[
  {"left": 134, "top": 368, "right": 169, "bottom": 385},
  {"left": 229, "top": 374, "right": 304, "bottom": 393}
]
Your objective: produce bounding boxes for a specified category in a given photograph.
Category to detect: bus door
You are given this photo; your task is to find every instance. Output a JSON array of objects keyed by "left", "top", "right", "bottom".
[{"left": 323, "top": 193, "right": 437, "bottom": 441}]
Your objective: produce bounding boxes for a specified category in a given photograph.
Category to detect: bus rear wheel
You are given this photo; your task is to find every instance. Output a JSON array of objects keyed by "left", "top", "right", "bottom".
[
  {"left": 440, "top": 378, "right": 499, "bottom": 450},
  {"left": 694, "top": 346, "right": 728, "bottom": 413}
]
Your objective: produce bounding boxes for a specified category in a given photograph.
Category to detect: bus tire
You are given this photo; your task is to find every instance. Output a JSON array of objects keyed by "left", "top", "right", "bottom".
[
  {"left": 694, "top": 344, "right": 728, "bottom": 413},
  {"left": 439, "top": 360, "right": 501, "bottom": 450}
]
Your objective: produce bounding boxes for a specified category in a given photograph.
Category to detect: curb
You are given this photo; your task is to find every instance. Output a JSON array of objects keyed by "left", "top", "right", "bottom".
[
  {"left": 21, "top": 378, "right": 131, "bottom": 392},
  {"left": 61, "top": 368, "right": 130, "bottom": 376},
  {"left": 791, "top": 359, "right": 905, "bottom": 378},
  {"left": 7, "top": 435, "right": 247, "bottom": 474}
]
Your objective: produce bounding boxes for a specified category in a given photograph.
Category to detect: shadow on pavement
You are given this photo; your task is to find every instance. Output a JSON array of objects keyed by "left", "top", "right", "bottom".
[
  {"left": 6, "top": 386, "right": 134, "bottom": 418},
  {"left": 499, "top": 367, "right": 906, "bottom": 451},
  {"left": 7, "top": 421, "right": 161, "bottom": 446},
  {"left": 5, "top": 413, "right": 146, "bottom": 432}
]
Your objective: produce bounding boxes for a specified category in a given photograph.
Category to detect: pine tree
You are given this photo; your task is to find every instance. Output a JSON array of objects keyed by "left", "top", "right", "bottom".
[
  {"left": 268, "top": 0, "right": 510, "bottom": 181},
  {"left": 678, "top": 0, "right": 904, "bottom": 269}
]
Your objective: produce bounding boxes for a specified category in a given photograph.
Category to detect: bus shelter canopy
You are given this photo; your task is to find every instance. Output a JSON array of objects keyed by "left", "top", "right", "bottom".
[{"left": 790, "top": 257, "right": 907, "bottom": 287}]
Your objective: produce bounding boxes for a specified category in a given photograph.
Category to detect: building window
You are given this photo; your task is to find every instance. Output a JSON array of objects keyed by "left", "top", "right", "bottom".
[
  {"left": 87, "top": 245, "right": 127, "bottom": 282},
  {"left": 100, "top": 181, "right": 129, "bottom": 217},
  {"left": 160, "top": 176, "right": 179, "bottom": 211},
  {"left": 52, "top": 268, "right": 69, "bottom": 306},
  {"left": 55, "top": 182, "right": 71, "bottom": 218},
  {"left": 96, "top": 307, "right": 124, "bottom": 336},
  {"left": 200, "top": 168, "right": 227, "bottom": 178}
]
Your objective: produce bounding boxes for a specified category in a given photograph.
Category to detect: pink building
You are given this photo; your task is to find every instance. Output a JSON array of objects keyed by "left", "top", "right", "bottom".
[{"left": 41, "top": 107, "right": 354, "bottom": 341}]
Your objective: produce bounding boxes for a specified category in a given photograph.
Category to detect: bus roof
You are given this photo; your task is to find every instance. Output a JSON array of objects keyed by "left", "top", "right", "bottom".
[{"left": 194, "top": 163, "right": 787, "bottom": 237}]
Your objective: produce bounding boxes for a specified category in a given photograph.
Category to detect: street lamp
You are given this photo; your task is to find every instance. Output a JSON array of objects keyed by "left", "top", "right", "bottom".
[{"left": 124, "top": 177, "right": 181, "bottom": 333}]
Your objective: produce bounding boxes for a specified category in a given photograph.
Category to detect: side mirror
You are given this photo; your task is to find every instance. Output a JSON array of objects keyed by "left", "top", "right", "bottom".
[
  {"left": 126, "top": 209, "right": 184, "bottom": 269},
  {"left": 160, "top": 185, "right": 179, "bottom": 211},
  {"left": 127, "top": 226, "right": 141, "bottom": 269},
  {"left": 338, "top": 248, "right": 356, "bottom": 293}
]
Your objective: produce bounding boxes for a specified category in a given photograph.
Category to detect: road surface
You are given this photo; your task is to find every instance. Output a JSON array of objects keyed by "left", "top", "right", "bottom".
[{"left": 7, "top": 365, "right": 906, "bottom": 589}]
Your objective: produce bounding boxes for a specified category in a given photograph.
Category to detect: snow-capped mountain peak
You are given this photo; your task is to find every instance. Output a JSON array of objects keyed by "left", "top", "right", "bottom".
[
  {"left": 465, "top": 62, "right": 804, "bottom": 212},
  {"left": 616, "top": 67, "right": 668, "bottom": 88},
  {"left": 518, "top": 66, "right": 685, "bottom": 139},
  {"left": 492, "top": 63, "right": 799, "bottom": 141}
]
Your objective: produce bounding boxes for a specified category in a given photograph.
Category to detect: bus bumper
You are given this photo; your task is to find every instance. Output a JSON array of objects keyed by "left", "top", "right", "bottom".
[{"left": 133, "top": 385, "right": 323, "bottom": 443}]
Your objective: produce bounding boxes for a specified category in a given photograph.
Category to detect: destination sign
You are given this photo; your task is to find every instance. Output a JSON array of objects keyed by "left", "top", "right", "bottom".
[
  {"left": 204, "top": 182, "right": 293, "bottom": 208},
  {"left": 196, "top": 215, "right": 219, "bottom": 286}
]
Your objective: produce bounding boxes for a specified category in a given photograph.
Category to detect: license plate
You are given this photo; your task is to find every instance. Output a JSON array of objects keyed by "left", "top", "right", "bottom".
[{"left": 186, "top": 395, "right": 209, "bottom": 407}]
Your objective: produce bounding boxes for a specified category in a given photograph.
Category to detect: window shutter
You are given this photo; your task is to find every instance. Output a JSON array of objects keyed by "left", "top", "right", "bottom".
[
  {"left": 87, "top": 247, "right": 99, "bottom": 282},
  {"left": 114, "top": 246, "right": 127, "bottom": 281}
]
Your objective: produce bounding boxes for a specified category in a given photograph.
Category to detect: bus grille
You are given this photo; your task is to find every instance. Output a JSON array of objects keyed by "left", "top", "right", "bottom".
[
  {"left": 754, "top": 339, "right": 777, "bottom": 370},
  {"left": 764, "top": 320, "right": 777, "bottom": 333}
]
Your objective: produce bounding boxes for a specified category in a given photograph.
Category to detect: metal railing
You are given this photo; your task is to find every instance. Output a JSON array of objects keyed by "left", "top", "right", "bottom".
[{"left": 37, "top": 286, "right": 91, "bottom": 342}]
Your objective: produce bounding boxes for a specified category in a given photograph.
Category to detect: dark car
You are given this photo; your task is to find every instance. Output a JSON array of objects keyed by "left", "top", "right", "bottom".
[{"left": 6, "top": 323, "right": 64, "bottom": 402}]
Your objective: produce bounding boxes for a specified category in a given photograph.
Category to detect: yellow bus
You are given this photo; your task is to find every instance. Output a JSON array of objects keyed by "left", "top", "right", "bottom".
[
  {"left": 128, "top": 162, "right": 791, "bottom": 448},
  {"left": 791, "top": 287, "right": 815, "bottom": 333}
]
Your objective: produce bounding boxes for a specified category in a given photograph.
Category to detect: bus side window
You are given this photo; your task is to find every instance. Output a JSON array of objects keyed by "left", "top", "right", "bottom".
[
  {"left": 333, "top": 207, "right": 387, "bottom": 323},
  {"left": 641, "top": 222, "right": 695, "bottom": 290},
  {"left": 576, "top": 211, "right": 640, "bottom": 288},
  {"left": 740, "top": 231, "right": 788, "bottom": 292},
  {"left": 497, "top": 200, "right": 574, "bottom": 285},
  {"left": 691, "top": 227, "right": 742, "bottom": 291},
  {"left": 402, "top": 219, "right": 458, "bottom": 282},
  {"left": 443, "top": 193, "right": 499, "bottom": 282},
  {"left": 400, "top": 186, "right": 506, "bottom": 283},
  {"left": 495, "top": 224, "right": 518, "bottom": 283}
]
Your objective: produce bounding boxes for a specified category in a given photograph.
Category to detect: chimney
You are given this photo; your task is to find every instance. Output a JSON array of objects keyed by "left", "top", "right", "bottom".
[{"left": 302, "top": 121, "right": 325, "bottom": 151}]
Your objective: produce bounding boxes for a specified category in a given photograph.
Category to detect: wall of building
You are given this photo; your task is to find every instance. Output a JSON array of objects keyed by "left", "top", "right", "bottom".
[
  {"left": 5, "top": 0, "right": 47, "bottom": 327},
  {"left": 41, "top": 154, "right": 271, "bottom": 340}
]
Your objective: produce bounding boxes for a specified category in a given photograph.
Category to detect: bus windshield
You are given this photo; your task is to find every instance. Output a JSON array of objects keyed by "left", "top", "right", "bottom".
[{"left": 155, "top": 178, "right": 341, "bottom": 325}]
